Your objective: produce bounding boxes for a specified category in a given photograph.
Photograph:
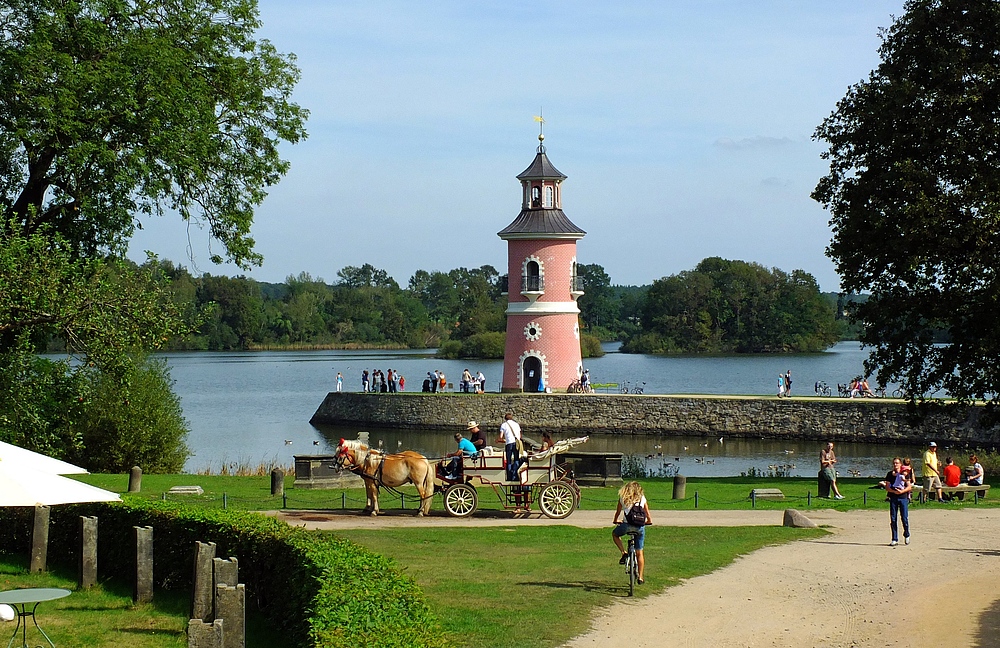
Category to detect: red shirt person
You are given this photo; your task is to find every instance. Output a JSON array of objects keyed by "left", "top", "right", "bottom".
[{"left": 943, "top": 457, "right": 963, "bottom": 488}]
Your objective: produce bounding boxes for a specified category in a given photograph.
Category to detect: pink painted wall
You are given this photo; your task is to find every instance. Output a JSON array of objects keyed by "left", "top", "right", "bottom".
[{"left": 503, "top": 238, "right": 583, "bottom": 391}]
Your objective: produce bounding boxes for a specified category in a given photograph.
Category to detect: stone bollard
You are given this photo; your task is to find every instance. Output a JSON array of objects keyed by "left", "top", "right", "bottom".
[
  {"left": 213, "top": 557, "right": 239, "bottom": 590},
  {"left": 79, "top": 516, "right": 98, "bottom": 588},
  {"left": 134, "top": 526, "right": 154, "bottom": 604},
  {"left": 188, "top": 619, "right": 224, "bottom": 648},
  {"left": 672, "top": 474, "right": 687, "bottom": 500},
  {"left": 192, "top": 542, "right": 217, "bottom": 621},
  {"left": 215, "top": 584, "right": 245, "bottom": 648},
  {"left": 128, "top": 466, "right": 143, "bottom": 493},
  {"left": 30, "top": 505, "right": 50, "bottom": 573},
  {"left": 817, "top": 470, "right": 831, "bottom": 498},
  {"left": 270, "top": 468, "right": 284, "bottom": 497}
]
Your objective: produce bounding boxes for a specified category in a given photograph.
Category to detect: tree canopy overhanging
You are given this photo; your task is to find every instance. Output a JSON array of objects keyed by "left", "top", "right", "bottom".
[
  {"left": 0, "top": 0, "right": 308, "bottom": 267},
  {"left": 813, "top": 0, "right": 1000, "bottom": 405}
]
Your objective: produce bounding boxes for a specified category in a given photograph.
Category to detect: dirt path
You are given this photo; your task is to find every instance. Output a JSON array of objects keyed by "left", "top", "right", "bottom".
[{"left": 270, "top": 507, "right": 1000, "bottom": 647}]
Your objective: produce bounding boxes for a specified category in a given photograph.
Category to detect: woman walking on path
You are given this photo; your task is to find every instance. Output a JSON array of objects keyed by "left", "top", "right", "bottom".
[{"left": 884, "top": 457, "right": 912, "bottom": 546}]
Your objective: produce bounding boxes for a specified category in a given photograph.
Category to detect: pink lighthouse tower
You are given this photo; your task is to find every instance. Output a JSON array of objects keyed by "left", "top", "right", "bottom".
[{"left": 498, "top": 132, "right": 586, "bottom": 392}]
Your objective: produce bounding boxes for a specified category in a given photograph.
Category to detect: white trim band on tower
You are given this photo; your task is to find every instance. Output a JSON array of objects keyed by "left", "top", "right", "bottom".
[{"left": 506, "top": 301, "right": 581, "bottom": 315}]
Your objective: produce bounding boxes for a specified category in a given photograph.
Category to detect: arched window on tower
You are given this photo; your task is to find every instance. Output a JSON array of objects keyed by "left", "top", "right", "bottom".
[
  {"left": 544, "top": 185, "right": 554, "bottom": 208},
  {"left": 524, "top": 260, "right": 541, "bottom": 292},
  {"left": 531, "top": 186, "right": 541, "bottom": 208}
]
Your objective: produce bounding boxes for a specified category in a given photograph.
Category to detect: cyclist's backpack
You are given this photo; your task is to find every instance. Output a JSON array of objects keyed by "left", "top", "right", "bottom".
[{"left": 625, "top": 502, "right": 646, "bottom": 526}]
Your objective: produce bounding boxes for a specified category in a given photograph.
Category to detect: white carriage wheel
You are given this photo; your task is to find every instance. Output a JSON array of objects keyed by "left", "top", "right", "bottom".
[
  {"left": 539, "top": 481, "right": 577, "bottom": 519},
  {"left": 443, "top": 483, "right": 478, "bottom": 517}
]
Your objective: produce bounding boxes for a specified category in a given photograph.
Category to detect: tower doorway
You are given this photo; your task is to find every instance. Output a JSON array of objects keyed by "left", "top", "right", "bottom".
[{"left": 522, "top": 356, "right": 542, "bottom": 393}]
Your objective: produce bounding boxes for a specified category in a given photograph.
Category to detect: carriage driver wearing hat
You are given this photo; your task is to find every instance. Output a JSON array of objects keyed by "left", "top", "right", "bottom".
[{"left": 442, "top": 428, "right": 479, "bottom": 481}]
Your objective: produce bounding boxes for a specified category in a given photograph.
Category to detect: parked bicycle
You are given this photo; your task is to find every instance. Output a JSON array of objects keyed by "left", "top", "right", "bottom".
[
  {"left": 567, "top": 379, "right": 584, "bottom": 393},
  {"left": 619, "top": 381, "right": 645, "bottom": 394},
  {"left": 891, "top": 386, "right": 910, "bottom": 399},
  {"left": 814, "top": 381, "right": 832, "bottom": 397}
]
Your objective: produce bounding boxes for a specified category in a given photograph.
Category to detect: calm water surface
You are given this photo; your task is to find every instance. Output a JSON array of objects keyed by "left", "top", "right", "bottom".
[{"left": 159, "top": 342, "right": 933, "bottom": 476}]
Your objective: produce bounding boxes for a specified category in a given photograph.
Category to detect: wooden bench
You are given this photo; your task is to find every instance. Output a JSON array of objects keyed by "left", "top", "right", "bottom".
[
  {"left": 914, "top": 483, "right": 990, "bottom": 503},
  {"left": 750, "top": 488, "right": 784, "bottom": 501}
]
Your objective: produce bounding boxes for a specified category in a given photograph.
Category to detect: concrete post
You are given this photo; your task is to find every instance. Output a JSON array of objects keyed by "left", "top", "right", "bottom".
[
  {"left": 79, "top": 516, "right": 98, "bottom": 588},
  {"left": 192, "top": 542, "right": 217, "bottom": 621},
  {"left": 214, "top": 584, "right": 245, "bottom": 648},
  {"left": 187, "top": 619, "right": 224, "bottom": 648},
  {"left": 128, "top": 466, "right": 142, "bottom": 493},
  {"left": 30, "top": 505, "right": 50, "bottom": 573},
  {"left": 270, "top": 468, "right": 284, "bottom": 497},
  {"left": 672, "top": 474, "right": 687, "bottom": 500},
  {"left": 213, "top": 557, "right": 239, "bottom": 589},
  {"left": 134, "top": 525, "right": 154, "bottom": 604}
]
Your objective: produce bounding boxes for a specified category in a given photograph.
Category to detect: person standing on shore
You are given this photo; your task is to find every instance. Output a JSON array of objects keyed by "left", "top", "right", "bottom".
[
  {"left": 336, "top": 372, "right": 343, "bottom": 392},
  {"left": 820, "top": 442, "right": 845, "bottom": 499},
  {"left": 784, "top": 370, "right": 792, "bottom": 397},
  {"left": 777, "top": 374, "right": 786, "bottom": 398},
  {"left": 884, "top": 457, "right": 912, "bottom": 546}
]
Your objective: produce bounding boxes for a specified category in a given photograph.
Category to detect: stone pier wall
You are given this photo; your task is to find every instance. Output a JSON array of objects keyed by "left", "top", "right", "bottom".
[{"left": 310, "top": 393, "right": 1000, "bottom": 445}]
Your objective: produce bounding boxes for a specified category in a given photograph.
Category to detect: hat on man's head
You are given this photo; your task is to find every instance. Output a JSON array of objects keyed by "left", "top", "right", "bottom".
[
  {"left": 466, "top": 421, "right": 479, "bottom": 430},
  {"left": 929, "top": 441, "right": 937, "bottom": 447}
]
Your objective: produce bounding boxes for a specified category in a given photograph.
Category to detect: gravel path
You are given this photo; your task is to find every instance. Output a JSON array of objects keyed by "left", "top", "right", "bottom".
[{"left": 269, "top": 506, "right": 1000, "bottom": 646}]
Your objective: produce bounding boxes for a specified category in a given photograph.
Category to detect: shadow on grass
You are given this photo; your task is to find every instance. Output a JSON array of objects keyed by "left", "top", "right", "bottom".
[{"left": 523, "top": 580, "right": 624, "bottom": 596}]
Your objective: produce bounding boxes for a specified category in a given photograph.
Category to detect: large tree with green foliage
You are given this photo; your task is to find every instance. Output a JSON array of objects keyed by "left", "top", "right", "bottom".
[
  {"left": 813, "top": 0, "right": 1000, "bottom": 404},
  {"left": 0, "top": 0, "right": 307, "bottom": 266}
]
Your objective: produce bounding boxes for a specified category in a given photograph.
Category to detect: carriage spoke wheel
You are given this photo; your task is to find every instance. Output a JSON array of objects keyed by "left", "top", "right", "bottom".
[
  {"left": 539, "top": 481, "right": 577, "bottom": 519},
  {"left": 443, "top": 483, "right": 478, "bottom": 517}
]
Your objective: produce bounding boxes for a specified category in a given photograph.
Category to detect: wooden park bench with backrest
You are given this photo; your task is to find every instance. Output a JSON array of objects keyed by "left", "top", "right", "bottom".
[{"left": 913, "top": 483, "right": 990, "bottom": 503}]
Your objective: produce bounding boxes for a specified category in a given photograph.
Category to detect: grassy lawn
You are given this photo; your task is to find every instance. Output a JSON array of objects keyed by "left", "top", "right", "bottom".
[
  {"left": 0, "top": 555, "right": 284, "bottom": 648},
  {"left": 335, "top": 524, "right": 826, "bottom": 648},
  {"left": 74, "top": 473, "right": 998, "bottom": 513}
]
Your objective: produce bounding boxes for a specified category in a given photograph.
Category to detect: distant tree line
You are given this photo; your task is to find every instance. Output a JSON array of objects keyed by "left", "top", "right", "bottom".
[{"left": 55, "top": 256, "right": 843, "bottom": 357}]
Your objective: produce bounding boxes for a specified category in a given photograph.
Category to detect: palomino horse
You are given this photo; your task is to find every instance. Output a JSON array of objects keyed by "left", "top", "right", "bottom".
[{"left": 335, "top": 439, "right": 434, "bottom": 516}]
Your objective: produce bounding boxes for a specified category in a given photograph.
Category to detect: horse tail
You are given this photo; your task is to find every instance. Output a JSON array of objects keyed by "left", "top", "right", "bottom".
[{"left": 419, "top": 457, "right": 435, "bottom": 514}]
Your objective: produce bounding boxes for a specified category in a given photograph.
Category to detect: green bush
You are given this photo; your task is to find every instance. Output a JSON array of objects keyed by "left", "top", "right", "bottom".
[
  {"left": 580, "top": 334, "right": 604, "bottom": 358},
  {"left": 0, "top": 501, "right": 450, "bottom": 648},
  {"left": 436, "top": 340, "right": 462, "bottom": 359},
  {"left": 459, "top": 332, "right": 505, "bottom": 359},
  {"left": 76, "top": 355, "right": 191, "bottom": 472}
]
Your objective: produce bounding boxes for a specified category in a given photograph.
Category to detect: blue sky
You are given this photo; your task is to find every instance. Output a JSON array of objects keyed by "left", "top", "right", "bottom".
[{"left": 127, "top": 0, "right": 907, "bottom": 292}]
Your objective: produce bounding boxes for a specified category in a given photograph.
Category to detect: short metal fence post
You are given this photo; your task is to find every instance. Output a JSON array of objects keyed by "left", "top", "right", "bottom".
[
  {"left": 282, "top": 493, "right": 287, "bottom": 509},
  {"left": 694, "top": 491, "right": 699, "bottom": 509},
  {"left": 751, "top": 491, "right": 756, "bottom": 508},
  {"left": 863, "top": 491, "right": 867, "bottom": 506},
  {"left": 223, "top": 492, "right": 228, "bottom": 510},
  {"left": 401, "top": 494, "right": 405, "bottom": 509},
  {"left": 807, "top": 491, "right": 811, "bottom": 506},
  {"left": 342, "top": 492, "right": 346, "bottom": 509}
]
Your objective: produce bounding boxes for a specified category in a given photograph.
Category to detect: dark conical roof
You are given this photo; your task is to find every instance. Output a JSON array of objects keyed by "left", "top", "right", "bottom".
[
  {"left": 497, "top": 209, "right": 586, "bottom": 239},
  {"left": 516, "top": 145, "right": 566, "bottom": 180}
]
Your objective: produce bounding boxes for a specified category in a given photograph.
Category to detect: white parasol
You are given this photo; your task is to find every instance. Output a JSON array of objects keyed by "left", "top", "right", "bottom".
[
  {"left": 0, "top": 441, "right": 88, "bottom": 475},
  {"left": 0, "top": 458, "right": 120, "bottom": 507}
]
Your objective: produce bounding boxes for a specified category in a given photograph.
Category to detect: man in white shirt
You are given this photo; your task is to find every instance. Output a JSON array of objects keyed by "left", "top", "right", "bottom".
[{"left": 497, "top": 412, "right": 522, "bottom": 481}]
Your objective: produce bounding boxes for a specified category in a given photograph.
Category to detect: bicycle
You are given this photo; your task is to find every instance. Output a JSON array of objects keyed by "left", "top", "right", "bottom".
[
  {"left": 891, "top": 387, "right": 909, "bottom": 399},
  {"left": 624, "top": 530, "right": 641, "bottom": 596},
  {"left": 567, "top": 379, "right": 584, "bottom": 393},
  {"left": 873, "top": 386, "right": 886, "bottom": 398},
  {"left": 814, "top": 381, "right": 832, "bottom": 397},
  {"left": 631, "top": 382, "right": 645, "bottom": 395}
]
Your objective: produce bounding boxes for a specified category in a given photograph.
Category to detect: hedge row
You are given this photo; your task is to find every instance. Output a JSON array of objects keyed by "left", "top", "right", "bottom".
[{"left": 0, "top": 500, "right": 451, "bottom": 648}]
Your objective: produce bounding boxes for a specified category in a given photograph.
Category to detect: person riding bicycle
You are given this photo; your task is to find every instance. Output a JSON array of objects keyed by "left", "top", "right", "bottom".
[{"left": 612, "top": 481, "right": 652, "bottom": 585}]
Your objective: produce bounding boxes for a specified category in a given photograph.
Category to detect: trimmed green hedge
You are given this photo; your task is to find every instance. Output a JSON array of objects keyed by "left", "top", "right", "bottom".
[{"left": 0, "top": 500, "right": 450, "bottom": 647}]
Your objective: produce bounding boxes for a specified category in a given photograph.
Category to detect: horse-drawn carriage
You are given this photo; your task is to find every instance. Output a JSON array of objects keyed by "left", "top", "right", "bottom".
[{"left": 335, "top": 435, "right": 587, "bottom": 519}]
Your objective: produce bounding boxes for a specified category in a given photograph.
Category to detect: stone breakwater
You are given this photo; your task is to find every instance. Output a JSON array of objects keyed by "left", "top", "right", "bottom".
[{"left": 310, "top": 393, "right": 1000, "bottom": 445}]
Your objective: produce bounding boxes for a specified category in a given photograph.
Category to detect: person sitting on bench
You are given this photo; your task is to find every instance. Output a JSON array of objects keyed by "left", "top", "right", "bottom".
[{"left": 942, "top": 456, "right": 962, "bottom": 500}]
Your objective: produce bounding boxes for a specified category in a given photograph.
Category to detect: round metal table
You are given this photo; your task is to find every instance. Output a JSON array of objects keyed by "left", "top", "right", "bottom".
[{"left": 0, "top": 588, "right": 70, "bottom": 648}]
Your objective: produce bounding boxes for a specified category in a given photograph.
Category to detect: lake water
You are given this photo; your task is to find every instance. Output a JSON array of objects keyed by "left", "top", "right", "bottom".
[{"left": 160, "top": 342, "right": 930, "bottom": 477}]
